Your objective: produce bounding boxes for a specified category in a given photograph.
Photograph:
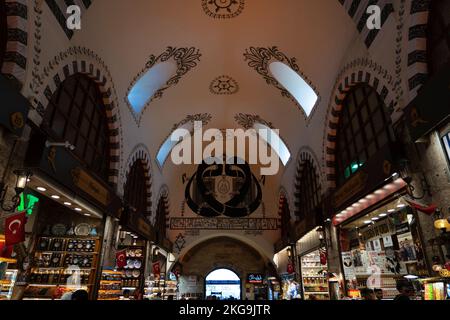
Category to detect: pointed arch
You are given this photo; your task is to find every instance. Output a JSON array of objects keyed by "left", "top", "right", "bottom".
[
  {"left": 123, "top": 143, "right": 153, "bottom": 220},
  {"left": 30, "top": 47, "right": 123, "bottom": 188},
  {"left": 323, "top": 58, "right": 396, "bottom": 191}
]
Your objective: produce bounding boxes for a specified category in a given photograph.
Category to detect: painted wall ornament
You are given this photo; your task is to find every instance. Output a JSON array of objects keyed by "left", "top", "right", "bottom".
[
  {"left": 202, "top": 0, "right": 245, "bottom": 19},
  {"left": 185, "top": 159, "right": 262, "bottom": 218}
]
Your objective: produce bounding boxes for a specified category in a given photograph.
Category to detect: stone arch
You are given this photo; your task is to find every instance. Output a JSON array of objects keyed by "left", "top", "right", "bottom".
[
  {"left": 154, "top": 184, "right": 170, "bottom": 229},
  {"left": 293, "top": 147, "right": 322, "bottom": 218},
  {"left": 406, "top": 0, "right": 431, "bottom": 102},
  {"left": 1, "top": 0, "right": 28, "bottom": 88},
  {"left": 123, "top": 143, "right": 153, "bottom": 218},
  {"left": 30, "top": 47, "right": 123, "bottom": 188},
  {"left": 323, "top": 58, "right": 397, "bottom": 191}
]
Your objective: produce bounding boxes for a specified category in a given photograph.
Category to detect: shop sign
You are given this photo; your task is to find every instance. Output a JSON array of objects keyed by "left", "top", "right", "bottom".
[
  {"left": 18, "top": 193, "right": 40, "bottom": 216},
  {"left": 247, "top": 274, "right": 263, "bottom": 284},
  {"left": 405, "top": 63, "right": 450, "bottom": 142},
  {"left": 122, "top": 209, "right": 154, "bottom": 241},
  {"left": 333, "top": 171, "right": 368, "bottom": 209},
  {"left": 71, "top": 167, "right": 110, "bottom": 206},
  {"left": 395, "top": 222, "right": 410, "bottom": 235}
]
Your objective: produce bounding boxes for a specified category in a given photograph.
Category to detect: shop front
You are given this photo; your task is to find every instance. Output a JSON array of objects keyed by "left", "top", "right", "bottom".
[
  {"left": 114, "top": 207, "right": 154, "bottom": 300},
  {"left": 245, "top": 273, "right": 267, "bottom": 300},
  {"left": 296, "top": 227, "right": 330, "bottom": 300},
  {"left": 331, "top": 142, "right": 431, "bottom": 300},
  {"left": 273, "top": 245, "right": 298, "bottom": 300},
  {"left": 19, "top": 126, "right": 122, "bottom": 300}
]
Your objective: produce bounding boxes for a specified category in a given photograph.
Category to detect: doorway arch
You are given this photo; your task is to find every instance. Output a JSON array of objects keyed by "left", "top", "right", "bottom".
[{"left": 205, "top": 268, "right": 241, "bottom": 300}]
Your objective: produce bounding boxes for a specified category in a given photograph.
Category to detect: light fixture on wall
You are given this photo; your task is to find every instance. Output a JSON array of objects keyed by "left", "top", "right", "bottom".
[{"left": 0, "top": 170, "right": 33, "bottom": 212}]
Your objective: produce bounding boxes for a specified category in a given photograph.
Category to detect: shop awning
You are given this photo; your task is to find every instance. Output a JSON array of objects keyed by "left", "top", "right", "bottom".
[
  {"left": 0, "top": 74, "right": 30, "bottom": 137},
  {"left": 404, "top": 63, "right": 450, "bottom": 142}
]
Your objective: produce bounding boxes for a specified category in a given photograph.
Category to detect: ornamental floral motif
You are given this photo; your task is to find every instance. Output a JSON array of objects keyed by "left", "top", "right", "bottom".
[
  {"left": 202, "top": 0, "right": 245, "bottom": 19},
  {"left": 126, "top": 47, "right": 202, "bottom": 125},
  {"left": 209, "top": 75, "right": 239, "bottom": 95},
  {"left": 243, "top": 46, "right": 320, "bottom": 118},
  {"left": 234, "top": 113, "right": 273, "bottom": 130}
]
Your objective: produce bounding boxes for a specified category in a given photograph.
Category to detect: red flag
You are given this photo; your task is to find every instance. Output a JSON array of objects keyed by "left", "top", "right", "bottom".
[
  {"left": 5, "top": 212, "right": 26, "bottom": 246},
  {"left": 116, "top": 250, "right": 127, "bottom": 268},
  {"left": 404, "top": 196, "right": 437, "bottom": 215}
]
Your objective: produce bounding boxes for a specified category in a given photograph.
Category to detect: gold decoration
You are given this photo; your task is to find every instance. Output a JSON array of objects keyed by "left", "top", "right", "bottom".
[{"left": 10, "top": 112, "right": 24, "bottom": 129}]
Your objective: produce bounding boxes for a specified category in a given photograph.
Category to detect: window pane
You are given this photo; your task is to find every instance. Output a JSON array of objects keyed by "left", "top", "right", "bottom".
[
  {"left": 361, "top": 105, "right": 369, "bottom": 123},
  {"left": 58, "top": 90, "right": 72, "bottom": 114},
  {"left": 65, "top": 125, "right": 77, "bottom": 145},
  {"left": 355, "top": 87, "right": 365, "bottom": 106},
  {"left": 74, "top": 86, "right": 85, "bottom": 107},
  {"left": 368, "top": 141, "right": 377, "bottom": 158},
  {"left": 365, "top": 124, "right": 374, "bottom": 142},
  {"left": 80, "top": 116, "right": 90, "bottom": 137},
  {"left": 70, "top": 105, "right": 81, "bottom": 124},
  {"left": 76, "top": 137, "right": 86, "bottom": 157},
  {"left": 51, "top": 111, "right": 66, "bottom": 138},
  {"left": 355, "top": 133, "right": 364, "bottom": 153},
  {"left": 351, "top": 116, "right": 360, "bottom": 133},
  {"left": 368, "top": 91, "right": 379, "bottom": 112},
  {"left": 377, "top": 130, "right": 389, "bottom": 148},
  {"left": 85, "top": 146, "right": 94, "bottom": 166},
  {"left": 372, "top": 110, "right": 384, "bottom": 133},
  {"left": 85, "top": 101, "right": 94, "bottom": 119}
]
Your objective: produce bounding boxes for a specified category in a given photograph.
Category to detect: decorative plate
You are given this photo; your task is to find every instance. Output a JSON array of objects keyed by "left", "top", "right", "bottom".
[
  {"left": 74, "top": 223, "right": 91, "bottom": 236},
  {"left": 125, "top": 270, "right": 133, "bottom": 278},
  {"left": 51, "top": 224, "right": 67, "bottom": 236},
  {"left": 135, "top": 249, "right": 142, "bottom": 257},
  {"left": 134, "top": 260, "right": 142, "bottom": 269},
  {"left": 132, "top": 270, "right": 140, "bottom": 278}
]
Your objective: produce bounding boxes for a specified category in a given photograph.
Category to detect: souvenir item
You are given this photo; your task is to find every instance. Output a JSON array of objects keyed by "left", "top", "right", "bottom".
[
  {"left": 74, "top": 223, "right": 91, "bottom": 236},
  {"left": 51, "top": 224, "right": 66, "bottom": 236}
]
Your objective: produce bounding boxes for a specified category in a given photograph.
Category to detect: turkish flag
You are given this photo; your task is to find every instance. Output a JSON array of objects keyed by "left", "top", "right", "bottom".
[
  {"left": 5, "top": 211, "right": 26, "bottom": 246},
  {"left": 116, "top": 250, "right": 127, "bottom": 269}
]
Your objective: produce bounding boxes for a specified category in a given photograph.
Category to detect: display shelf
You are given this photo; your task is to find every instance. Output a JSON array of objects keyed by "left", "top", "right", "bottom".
[{"left": 304, "top": 291, "right": 329, "bottom": 294}]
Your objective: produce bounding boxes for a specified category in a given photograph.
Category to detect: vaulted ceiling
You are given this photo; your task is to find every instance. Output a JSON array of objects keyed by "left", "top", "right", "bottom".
[{"left": 63, "top": 0, "right": 374, "bottom": 210}]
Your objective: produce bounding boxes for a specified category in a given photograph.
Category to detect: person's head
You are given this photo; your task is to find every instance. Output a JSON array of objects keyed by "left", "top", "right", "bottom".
[
  {"left": 123, "top": 289, "right": 131, "bottom": 298},
  {"left": 374, "top": 289, "right": 383, "bottom": 300},
  {"left": 71, "top": 290, "right": 89, "bottom": 301},
  {"left": 396, "top": 280, "right": 415, "bottom": 296},
  {"left": 360, "top": 288, "right": 376, "bottom": 300}
]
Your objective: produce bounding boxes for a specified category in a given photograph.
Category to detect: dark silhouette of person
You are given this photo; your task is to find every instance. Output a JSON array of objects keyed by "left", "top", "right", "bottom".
[{"left": 71, "top": 290, "right": 89, "bottom": 301}]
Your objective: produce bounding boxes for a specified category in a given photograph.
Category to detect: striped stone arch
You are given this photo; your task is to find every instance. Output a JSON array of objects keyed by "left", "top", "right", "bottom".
[
  {"left": 323, "top": 59, "right": 396, "bottom": 191},
  {"left": 293, "top": 147, "right": 322, "bottom": 218},
  {"left": 31, "top": 47, "right": 123, "bottom": 188},
  {"left": 1, "top": 0, "right": 28, "bottom": 88},
  {"left": 123, "top": 143, "right": 153, "bottom": 219},
  {"left": 154, "top": 184, "right": 170, "bottom": 230},
  {"left": 337, "top": 0, "right": 395, "bottom": 48},
  {"left": 406, "top": 0, "right": 431, "bottom": 102}
]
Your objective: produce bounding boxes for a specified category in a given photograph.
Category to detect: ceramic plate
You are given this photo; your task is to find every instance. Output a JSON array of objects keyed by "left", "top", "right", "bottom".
[
  {"left": 74, "top": 223, "right": 91, "bottom": 236},
  {"left": 132, "top": 270, "right": 140, "bottom": 278}
]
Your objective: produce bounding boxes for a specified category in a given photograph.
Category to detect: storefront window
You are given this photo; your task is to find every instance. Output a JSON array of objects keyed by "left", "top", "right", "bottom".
[
  {"left": 339, "top": 196, "right": 428, "bottom": 300},
  {"left": 336, "top": 85, "right": 395, "bottom": 186},
  {"left": 0, "top": 0, "right": 6, "bottom": 70},
  {"left": 294, "top": 157, "right": 321, "bottom": 221},
  {"left": 124, "top": 160, "right": 150, "bottom": 216},
  {"left": 43, "top": 74, "right": 110, "bottom": 181},
  {"left": 427, "top": 0, "right": 450, "bottom": 76}
]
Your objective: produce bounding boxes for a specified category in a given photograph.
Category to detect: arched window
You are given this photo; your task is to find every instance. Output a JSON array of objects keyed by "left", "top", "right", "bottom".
[
  {"left": 0, "top": 0, "right": 7, "bottom": 69},
  {"left": 427, "top": 0, "right": 450, "bottom": 75},
  {"left": 279, "top": 195, "right": 291, "bottom": 244},
  {"left": 294, "top": 157, "right": 321, "bottom": 221},
  {"left": 335, "top": 84, "right": 395, "bottom": 186},
  {"left": 124, "top": 160, "right": 149, "bottom": 216},
  {"left": 155, "top": 195, "right": 168, "bottom": 244},
  {"left": 43, "top": 74, "right": 110, "bottom": 181}
]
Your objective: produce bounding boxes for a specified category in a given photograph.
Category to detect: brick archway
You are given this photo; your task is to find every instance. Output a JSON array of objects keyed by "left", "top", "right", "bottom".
[
  {"left": 31, "top": 47, "right": 123, "bottom": 188},
  {"left": 323, "top": 59, "right": 396, "bottom": 191},
  {"left": 123, "top": 143, "right": 153, "bottom": 219}
]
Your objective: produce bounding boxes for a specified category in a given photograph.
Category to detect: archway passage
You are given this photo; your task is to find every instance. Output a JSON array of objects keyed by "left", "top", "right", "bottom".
[
  {"left": 205, "top": 269, "right": 241, "bottom": 300},
  {"left": 175, "top": 237, "right": 277, "bottom": 300}
]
